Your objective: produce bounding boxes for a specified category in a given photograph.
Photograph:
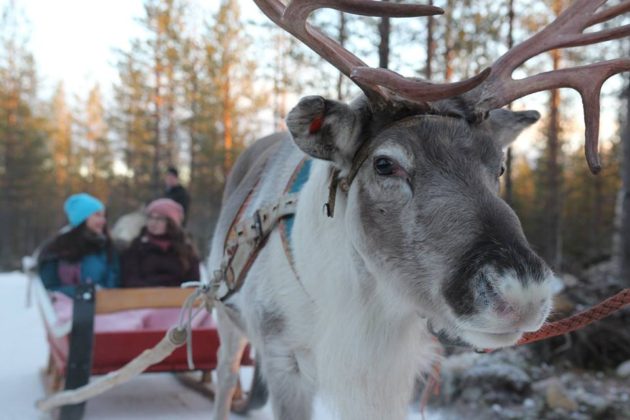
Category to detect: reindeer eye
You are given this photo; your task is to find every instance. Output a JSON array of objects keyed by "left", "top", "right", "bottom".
[
  {"left": 374, "top": 157, "right": 395, "bottom": 176},
  {"left": 499, "top": 165, "right": 506, "bottom": 177}
]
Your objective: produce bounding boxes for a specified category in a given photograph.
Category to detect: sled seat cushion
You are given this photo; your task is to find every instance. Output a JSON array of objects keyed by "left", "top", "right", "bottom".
[{"left": 46, "top": 288, "right": 252, "bottom": 376}]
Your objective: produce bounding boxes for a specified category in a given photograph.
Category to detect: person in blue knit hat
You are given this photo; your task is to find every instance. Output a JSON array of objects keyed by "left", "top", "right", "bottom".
[{"left": 38, "top": 193, "right": 120, "bottom": 296}]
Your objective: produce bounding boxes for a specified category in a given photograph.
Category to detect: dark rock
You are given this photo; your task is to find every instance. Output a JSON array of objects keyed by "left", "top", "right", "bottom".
[
  {"left": 461, "top": 363, "right": 531, "bottom": 394},
  {"left": 616, "top": 360, "right": 630, "bottom": 378}
]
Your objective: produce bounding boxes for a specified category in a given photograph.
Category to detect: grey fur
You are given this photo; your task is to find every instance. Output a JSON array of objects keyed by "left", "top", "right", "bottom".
[{"left": 260, "top": 308, "right": 286, "bottom": 342}]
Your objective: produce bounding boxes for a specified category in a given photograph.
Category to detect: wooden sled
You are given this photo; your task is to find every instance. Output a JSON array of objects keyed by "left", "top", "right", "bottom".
[{"left": 28, "top": 274, "right": 267, "bottom": 420}]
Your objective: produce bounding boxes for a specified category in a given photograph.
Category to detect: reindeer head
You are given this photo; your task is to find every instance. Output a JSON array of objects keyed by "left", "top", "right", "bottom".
[
  {"left": 286, "top": 95, "right": 550, "bottom": 348},
  {"left": 258, "top": 0, "right": 630, "bottom": 348}
]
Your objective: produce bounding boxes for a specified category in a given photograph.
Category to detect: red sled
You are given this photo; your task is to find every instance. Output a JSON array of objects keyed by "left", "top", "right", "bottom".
[{"left": 31, "top": 281, "right": 266, "bottom": 420}]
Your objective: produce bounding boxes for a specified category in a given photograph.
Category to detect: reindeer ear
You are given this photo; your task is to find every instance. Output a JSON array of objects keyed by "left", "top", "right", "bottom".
[
  {"left": 486, "top": 109, "right": 540, "bottom": 148},
  {"left": 286, "top": 96, "right": 364, "bottom": 167}
]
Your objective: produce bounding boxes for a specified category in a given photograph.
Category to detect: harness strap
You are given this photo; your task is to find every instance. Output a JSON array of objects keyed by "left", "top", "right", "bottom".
[
  {"left": 219, "top": 194, "right": 299, "bottom": 302},
  {"left": 217, "top": 157, "right": 314, "bottom": 303},
  {"left": 278, "top": 159, "right": 317, "bottom": 301}
]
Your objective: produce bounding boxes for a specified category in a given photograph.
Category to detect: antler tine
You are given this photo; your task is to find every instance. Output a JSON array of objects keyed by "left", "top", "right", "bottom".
[
  {"left": 590, "top": 1, "right": 630, "bottom": 26},
  {"left": 286, "top": 0, "right": 442, "bottom": 19},
  {"left": 470, "top": 0, "right": 630, "bottom": 174},
  {"left": 254, "top": 0, "right": 491, "bottom": 108}
]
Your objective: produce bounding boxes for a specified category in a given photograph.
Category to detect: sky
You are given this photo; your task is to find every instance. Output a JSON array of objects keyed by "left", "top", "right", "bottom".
[
  {"left": 4, "top": 0, "right": 267, "bottom": 101},
  {"left": 6, "top": 0, "right": 147, "bottom": 99}
]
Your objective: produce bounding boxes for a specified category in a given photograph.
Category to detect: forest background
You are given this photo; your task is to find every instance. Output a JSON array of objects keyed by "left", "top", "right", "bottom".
[{"left": 0, "top": 0, "right": 629, "bottom": 288}]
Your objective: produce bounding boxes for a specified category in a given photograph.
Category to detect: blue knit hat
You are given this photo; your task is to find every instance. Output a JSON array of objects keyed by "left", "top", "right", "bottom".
[{"left": 64, "top": 193, "right": 105, "bottom": 227}]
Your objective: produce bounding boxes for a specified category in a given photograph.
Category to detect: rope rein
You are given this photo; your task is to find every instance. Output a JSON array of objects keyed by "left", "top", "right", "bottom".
[{"left": 516, "top": 287, "right": 630, "bottom": 346}]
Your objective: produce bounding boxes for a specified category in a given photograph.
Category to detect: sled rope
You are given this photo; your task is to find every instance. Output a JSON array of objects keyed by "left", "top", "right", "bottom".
[
  {"left": 37, "top": 326, "right": 188, "bottom": 411},
  {"left": 516, "top": 287, "right": 630, "bottom": 346},
  {"left": 179, "top": 280, "right": 220, "bottom": 370}
]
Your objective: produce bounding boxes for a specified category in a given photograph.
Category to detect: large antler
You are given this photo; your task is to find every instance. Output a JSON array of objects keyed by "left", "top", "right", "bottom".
[
  {"left": 253, "top": 0, "right": 490, "bottom": 109},
  {"left": 353, "top": 0, "right": 630, "bottom": 174}
]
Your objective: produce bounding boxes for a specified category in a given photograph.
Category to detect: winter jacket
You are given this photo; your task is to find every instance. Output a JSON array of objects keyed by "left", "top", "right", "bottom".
[
  {"left": 164, "top": 185, "right": 190, "bottom": 220},
  {"left": 120, "top": 234, "right": 200, "bottom": 288},
  {"left": 38, "top": 229, "right": 120, "bottom": 296}
]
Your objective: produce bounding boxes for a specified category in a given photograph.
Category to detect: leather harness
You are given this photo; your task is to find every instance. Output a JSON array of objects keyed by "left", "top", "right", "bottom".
[{"left": 217, "top": 158, "right": 312, "bottom": 302}]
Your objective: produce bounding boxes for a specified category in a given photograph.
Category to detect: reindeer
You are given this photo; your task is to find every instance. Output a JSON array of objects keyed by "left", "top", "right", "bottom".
[{"left": 207, "top": 1, "right": 630, "bottom": 419}]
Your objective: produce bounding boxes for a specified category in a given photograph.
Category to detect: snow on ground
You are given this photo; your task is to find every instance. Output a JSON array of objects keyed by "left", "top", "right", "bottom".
[{"left": 0, "top": 272, "right": 445, "bottom": 420}]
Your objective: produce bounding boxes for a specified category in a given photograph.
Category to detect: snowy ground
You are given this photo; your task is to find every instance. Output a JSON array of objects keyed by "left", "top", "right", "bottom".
[{"left": 0, "top": 272, "right": 445, "bottom": 420}]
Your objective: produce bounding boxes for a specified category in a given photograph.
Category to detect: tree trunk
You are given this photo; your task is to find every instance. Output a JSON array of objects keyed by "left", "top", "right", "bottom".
[
  {"left": 615, "top": 74, "right": 630, "bottom": 283},
  {"left": 443, "top": 0, "right": 455, "bottom": 81},
  {"left": 504, "top": 0, "right": 515, "bottom": 206},
  {"left": 166, "top": 63, "right": 177, "bottom": 167},
  {"left": 425, "top": 0, "right": 434, "bottom": 79},
  {"left": 222, "top": 71, "right": 233, "bottom": 174},
  {"left": 378, "top": 0, "right": 390, "bottom": 69},
  {"left": 188, "top": 69, "right": 199, "bottom": 188},
  {"left": 0, "top": 88, "right": 19, "bottom": 267},
  {"left": 337, "top": 12, "right": 347, "bottom": 100},
  {"left": 592, "top": 164, "right": 604, "bottom": 260},
  {"left": 153, "top": 43, "right": 163, "bottom": 197},
  {"left": 542, "top": 47, "right": 563, "bottom": 270}
]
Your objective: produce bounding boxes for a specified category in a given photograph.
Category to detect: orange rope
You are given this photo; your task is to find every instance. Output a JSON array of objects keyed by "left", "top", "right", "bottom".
[
  {"left": 424, "top": 289, "right": 630, "bottom": 410},
  {"left": 516, "top": 288, "right": 630, "bottom": 346}
]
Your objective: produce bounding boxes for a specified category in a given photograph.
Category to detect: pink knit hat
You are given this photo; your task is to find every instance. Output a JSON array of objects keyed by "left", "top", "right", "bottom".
[{"left": 145, "top": 198, "right": 184, "bottom": 226}]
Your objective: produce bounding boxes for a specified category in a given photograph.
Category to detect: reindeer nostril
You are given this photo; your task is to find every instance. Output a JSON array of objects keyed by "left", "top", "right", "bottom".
[
  {"left": 494, "top": 300, "right": 516, "bottom": 318},
  {"left": 495, "top": 300, "right": 508, "bottom": 314}
]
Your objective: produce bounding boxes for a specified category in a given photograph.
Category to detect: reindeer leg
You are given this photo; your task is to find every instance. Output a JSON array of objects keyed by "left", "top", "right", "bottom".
[
  {"left": 213, "top": 305, "right": 248, "bottom": 420},
  {"left": 262, "top": 345, "right": 315, "bottom": 420}
]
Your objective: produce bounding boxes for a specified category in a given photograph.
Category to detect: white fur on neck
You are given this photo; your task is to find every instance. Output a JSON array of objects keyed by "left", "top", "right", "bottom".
[{"left": 291, "top": 160, "right": 439, "bottom": 420}]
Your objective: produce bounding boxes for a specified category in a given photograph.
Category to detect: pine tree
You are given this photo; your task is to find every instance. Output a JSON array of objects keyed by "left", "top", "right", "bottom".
[
  {"left": 111, "top": 0, "right": 188, "bottom": 202},
  {"left": 207, "top": 0, "right": 265, "bottom": 174},
  {"left": 0, "top": 1, "right": 52, "bottom": 267},
  {"left": 141, "top": 0, "right": 187, "bottom": 194},
  {"left": 180, "top": 34, "right": 222, "bottom": 239},
  {"left": 77, "top": 84, "right": 112, "bottom": 198},
  {"left": 48, "top": 82, "right": 75, "bottom": 196},
  {"left": 111, "top": 48, "right": 154, "bottom": 205}
]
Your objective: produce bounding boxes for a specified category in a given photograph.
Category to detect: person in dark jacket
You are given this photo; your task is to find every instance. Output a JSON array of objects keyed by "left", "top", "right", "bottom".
[
  {"left": 164, "top": 166, "right": 190, "bottom": 222},
  {"left": 121, "top": 198, "right": 200, "bottom": 288},
  {"left": 38, "top": 193, "right": 120, "bottom": 296}
]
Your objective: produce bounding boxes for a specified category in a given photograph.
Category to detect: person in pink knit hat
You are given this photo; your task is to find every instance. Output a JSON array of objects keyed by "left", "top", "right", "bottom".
[{"left": 120, "top": 198, "right": 200, "bottom": 287}]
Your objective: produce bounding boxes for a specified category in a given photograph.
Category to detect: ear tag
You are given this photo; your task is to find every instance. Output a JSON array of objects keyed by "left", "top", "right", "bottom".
[{"left": 308, "top": 116, "right": 324, "bottom": 134}]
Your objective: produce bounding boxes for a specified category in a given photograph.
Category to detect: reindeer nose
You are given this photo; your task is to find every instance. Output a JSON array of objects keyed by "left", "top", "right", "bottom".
[
  {"left": 473, "top": 263, "right": 552, "bottom": 329},
  {"left": 490, "top": 290, "right": 551, "bottom": 333},
  {"left": 493, "top": 299, "right": 517, "bottom": 318}
]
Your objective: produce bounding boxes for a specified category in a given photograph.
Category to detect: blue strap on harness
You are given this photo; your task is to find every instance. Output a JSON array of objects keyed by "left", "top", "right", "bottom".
[{"left": 282, "top": 159, "right": 312, "bottom": 247}]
